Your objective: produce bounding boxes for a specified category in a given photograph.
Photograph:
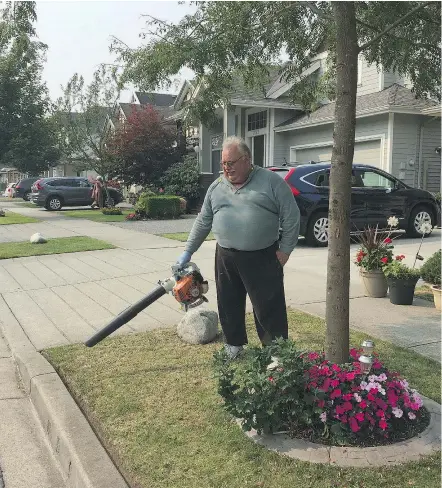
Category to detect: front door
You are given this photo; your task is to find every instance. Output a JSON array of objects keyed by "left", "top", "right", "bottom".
[
  {"left": 253, "top": 135, "right": 265, "bottom": 167},
  {"left": 355, "top": 168, "right": 407, "bottom": 228}
]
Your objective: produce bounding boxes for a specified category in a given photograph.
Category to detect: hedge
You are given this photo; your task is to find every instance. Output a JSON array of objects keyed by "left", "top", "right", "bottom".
[{"left": 135, "top": 195, "right": 182, "bottom": 219}]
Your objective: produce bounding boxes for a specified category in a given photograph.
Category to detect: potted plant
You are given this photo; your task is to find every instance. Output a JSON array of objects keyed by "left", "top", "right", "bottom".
[
  {"left": 383, "top": 256, "right": 421, "bottom": 305},
  {"left": 420, "top": 250, "right": 441, "bottom": 310},
  {"left": 354, "top": 219, "right": 397, "bottom": 298}
]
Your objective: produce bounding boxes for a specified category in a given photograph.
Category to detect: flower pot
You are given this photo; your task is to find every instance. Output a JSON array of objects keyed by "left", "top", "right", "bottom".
[
  {"left": 387, "top": 277, "right": 419, "bottom": 305},
  {"left": 360, "top": 269, "right": 388, "bottom": 298},
  {"left": 431, "top": 285, "right": 441, "bottom": 311}
]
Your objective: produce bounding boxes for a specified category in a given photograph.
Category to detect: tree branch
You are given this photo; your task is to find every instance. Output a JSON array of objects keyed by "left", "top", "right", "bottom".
[
  {"left": 304, "top": 2, "right": 332, "bottom": 20},
  {"left": 358, "top": 1, "right": 433, "bottom": 53}
]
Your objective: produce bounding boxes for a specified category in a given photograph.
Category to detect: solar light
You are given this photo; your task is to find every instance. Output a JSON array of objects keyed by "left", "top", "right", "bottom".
[
  {"left": 361, "top": 340, "right": 374, "bottom": 356},
  {"left": 358, "top": 355, "right": 373, "bottom": 375}
]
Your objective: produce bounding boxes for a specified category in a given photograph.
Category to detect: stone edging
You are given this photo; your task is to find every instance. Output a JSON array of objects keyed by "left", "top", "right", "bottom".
[
  {"left": 0, "top": 306, "right": 128, "bottom": 488},
  {"left": 240, "top": 397, "right": 441, "bottom": 467}
]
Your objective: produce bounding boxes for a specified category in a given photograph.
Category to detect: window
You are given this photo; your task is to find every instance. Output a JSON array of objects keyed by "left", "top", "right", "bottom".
[
  {"left": 247, "top": 110, "right": 267, "bottom": 131},
  {"left": 304, "top": 170, "right": 330, "bottom": 187},
  {"left": 355, "top": 170, "right": 395, "bottom": 189},
  {"left": 79, "top": 179, "right": 91, "bottom": 188}
]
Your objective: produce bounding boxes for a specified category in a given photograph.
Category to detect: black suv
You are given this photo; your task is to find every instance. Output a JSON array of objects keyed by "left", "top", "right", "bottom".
[
  {"left": 15, "top": 177, "right": 39, "bottom": 201},
  {"left": 30, "top": 177, "right": 123, "bottom": 211},
  {"left": 269, "top": 163, "right": 440, "bottom": 246}
]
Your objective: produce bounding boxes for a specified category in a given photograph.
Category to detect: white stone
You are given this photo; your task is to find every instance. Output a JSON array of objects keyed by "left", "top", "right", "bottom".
[
  {"left": 176, "top": 307, "right": 219, "bottom": 344},
  {"left": 30, "top": 233, "right": 47, "bottom": 244}
]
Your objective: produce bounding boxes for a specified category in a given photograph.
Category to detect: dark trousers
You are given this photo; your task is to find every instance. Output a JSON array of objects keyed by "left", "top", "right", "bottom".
[{"left": 215, "top": 242, "right": 288, "bottom": 346}]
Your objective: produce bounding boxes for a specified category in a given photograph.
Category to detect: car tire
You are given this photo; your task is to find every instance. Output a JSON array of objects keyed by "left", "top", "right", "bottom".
[
  {"left": 23, "top": 191, "right": 30, "bottom": 201},
  {"left": 45, "top": 196, "right": 63, "bottom": 211},
  {"left": 407, "top": 205, "right": 434, "bottom": 238},
  {"left": 105, "top": 197, "right": 115, "bottom": 208},
  {"left": 306, "top": 211, "right": 329, "bottom": 247}
]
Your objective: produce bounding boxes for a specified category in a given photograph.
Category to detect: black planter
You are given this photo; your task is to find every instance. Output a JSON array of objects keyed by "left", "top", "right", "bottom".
[{"left": 387, "top": 277, "right": 419, "bottom": 305}]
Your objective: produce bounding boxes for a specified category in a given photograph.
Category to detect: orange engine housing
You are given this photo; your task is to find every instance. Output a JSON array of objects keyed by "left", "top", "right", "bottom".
[{"left": 172, "top": 274, "right": 201, "bottom": 304}]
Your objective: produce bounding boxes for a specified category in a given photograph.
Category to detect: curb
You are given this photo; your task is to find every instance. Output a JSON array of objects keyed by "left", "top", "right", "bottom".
[
  {"left": 0, "top": 306, "right": 128, "bottom": 488},
  {"left": 240, "top": 397, "right": 441, "bottom": 467}
]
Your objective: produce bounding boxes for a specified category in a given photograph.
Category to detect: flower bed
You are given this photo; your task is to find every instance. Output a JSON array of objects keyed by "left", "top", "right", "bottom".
[{"left": 214, "top": 339, "right": 429, "bottom": 448}]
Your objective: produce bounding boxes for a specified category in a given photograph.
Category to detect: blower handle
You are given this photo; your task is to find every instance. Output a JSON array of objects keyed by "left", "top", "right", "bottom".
[{"left": 84, "top": 284, "right": 167, "bottom": 347}]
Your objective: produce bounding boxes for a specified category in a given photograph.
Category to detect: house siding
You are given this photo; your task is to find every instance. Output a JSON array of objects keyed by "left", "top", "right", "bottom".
[
  {"left": 279, "top": 114, "right": 389, "bottom": 168},
  {"left": 383, "top": 71, "right": 404, "bottom": 89},
  {"left": 391, "top": 114, "right": 420, "bottom": 187},
  {"left": 421, "top": 118, "right": 441, "bottom": 192},
  {"left": 357, "top": 58, "right": 381, "bottom": 96}
]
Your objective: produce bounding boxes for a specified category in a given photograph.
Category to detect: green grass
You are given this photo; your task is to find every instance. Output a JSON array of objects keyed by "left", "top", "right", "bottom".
[
  {"left": 159, "top": 231, "right": 215, "bottom": 242},
  {"left": 13, "top": 202, "right": 36, "bottom": 208},
  {"left": 0, "top": 236, "right": 114, "bottom": 259},
  {"left": 44, "top": 309, "right": 440, "bottom": 488},
  {"left": 58, "top": 209, "right": 132, "bottom": 222},
  {"left": 0, "top": 211, "right": 39, "bottom": 225},
  {"left": 415, "top": 285, "right": 434, "bottom": 302}
]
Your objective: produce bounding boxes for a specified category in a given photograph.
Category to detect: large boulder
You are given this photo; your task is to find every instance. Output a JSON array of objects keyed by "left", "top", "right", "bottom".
[
  {"left": 177, "top": 307, "right": 219, "bottom": 345},
  {"left": 30, "top": 233, "right": 47, "bottom": 244}
]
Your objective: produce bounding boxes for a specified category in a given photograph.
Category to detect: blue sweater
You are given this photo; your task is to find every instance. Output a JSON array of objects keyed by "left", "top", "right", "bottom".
[{"left": 185, "top": 166, "right": 300, "bottom": 255}]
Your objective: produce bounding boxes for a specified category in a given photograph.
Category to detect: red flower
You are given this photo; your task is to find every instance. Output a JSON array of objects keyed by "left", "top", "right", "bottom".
[
  {"left": 330, "top": 388, "right": 342, "bottom": 399},
  {"left": 379, "top": 419, "right": 388, "bottom": 430},
  {"left": 349, "top": 416, "right": 360, "bottom": 432},
  {"left": 330, "top": 379, "right": 340, "bottom": 388},
  {"left": 355, "top": 412, "right": 365, "bottom": 422},
  {"left": 380, "top": 257, "right": 388, "bottom": 264},
  {"left": 308, "top": 352, "right": 320, "bottom": 360},
  {"left": 367, "top": 393, "right": 376, "bottom": 401},
  {"left": 383, "top": 237, "right": 392, "bottom": 244},
  {"left": 342, "top": 401, "right": 353, "bottom": 412},
  {"left": 395, "top": 254, "right": 406, "bottom": 261},
  {"left": 349, "top": 348, "right": 360, "bottom": 359},
  {"left": 359, "top": 400, "right": 367, "bottom": 409},
  {"left": 268, "top": 376, "right": 275, "bottom": 383},
  {"left": 343, "top": 394, "right": 353, "bottom": 401},
  {"left": 317, "top": 400, "right": 325, "bottom": 408},
  {"left": 376, "top": 409, "right": 385, "bottom": 418},
  {"left": 332, "top": 364, "right": 341, "bottom": 373},
  {"left": 346, "top": 372, "right": 356, "bottom": 381}
]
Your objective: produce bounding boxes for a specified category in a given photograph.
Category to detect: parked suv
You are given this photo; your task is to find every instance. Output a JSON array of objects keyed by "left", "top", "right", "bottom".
[
  {"left": 269, "top": 163, "right": 440, "bottom": 246},
  {"left": 30, "top": 177, "right": 123, "bottom": 211},
  {"left": 15, "top": 177, "right": 39, "bottom": 201}
]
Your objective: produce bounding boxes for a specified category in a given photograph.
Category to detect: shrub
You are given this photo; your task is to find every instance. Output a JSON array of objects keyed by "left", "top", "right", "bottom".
[
  {"left": 135, "top": 194, "right": 181, "bottom": 219},
  {"left": 0, "top": 209, "right": 5, "bottom": 217},
  {"left": 214, "top": 339, "right": 427, "bottom": 445},
  {"left": 101, "top": 207, "right": 122, "bottom": 216},
  {"left": 125, "top": 212, "right": 142, "bottom": 221},
  {"left": 420, "top": 250, "right": 441, "bottom": 286},
  {"left": 383, "top": 257, "right": 420, "bottom": 281},
  {"left": 160, "top": 155, "right": 201, "bottom": 207}
]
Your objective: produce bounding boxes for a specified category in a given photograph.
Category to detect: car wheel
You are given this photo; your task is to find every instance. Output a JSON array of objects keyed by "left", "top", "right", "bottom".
[
  {"left": 306, "top": 212, "right": 329, "bottom": 247},
  {"left": 407, "top": 206, "right": 433, "bottom": 237},
  {"left": 105, "top": 197, "right": 115, "bottom": 208},
  {"left": 45, "top": 196, "right": 62, "bottom": 211},
  {"left": 23, "top": 191, "right": 30, "bottom": 201}
]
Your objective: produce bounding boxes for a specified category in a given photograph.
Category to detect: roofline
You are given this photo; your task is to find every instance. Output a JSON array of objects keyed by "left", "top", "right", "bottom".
[
  {"left": 230, "top": 99, "right": 303, "bottom": 110},
  {"left": 420, "top": 106, "right": 441, "bottom": 116},
  {"left": 274, "top": 106, "right": 435, "bottom": 132},
  {"left": 173, "top": 80, "right": 194, "bottom": 109}
]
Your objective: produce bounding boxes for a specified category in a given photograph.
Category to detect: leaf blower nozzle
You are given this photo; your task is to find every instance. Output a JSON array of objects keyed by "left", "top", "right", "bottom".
[{"left": 84, "top": 262, "right": 208, "bottom": 347}]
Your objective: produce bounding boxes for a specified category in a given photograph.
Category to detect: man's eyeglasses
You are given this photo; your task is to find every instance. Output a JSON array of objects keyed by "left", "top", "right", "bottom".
[{"left": 221, "top": 155, "right": 244, "bottom": 169}]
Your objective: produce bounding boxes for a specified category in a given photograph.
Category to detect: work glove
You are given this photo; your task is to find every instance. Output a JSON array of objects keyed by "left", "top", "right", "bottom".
[{"left": 176, "top": 251, "right": 192, "bottom": 267}]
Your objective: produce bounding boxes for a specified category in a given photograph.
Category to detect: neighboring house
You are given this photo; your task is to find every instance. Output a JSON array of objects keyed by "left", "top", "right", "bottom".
[
  {"left": 0, "top": 167, "right": 26, "bottom": 185},
  {"left": 172, "top": 52, "right": 441, "bottom": 195}
]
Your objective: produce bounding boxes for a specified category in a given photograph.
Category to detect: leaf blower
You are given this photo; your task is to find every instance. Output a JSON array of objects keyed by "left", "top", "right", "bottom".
[{"left": 84, "top": 262, "right": 209, "bottom": 347}]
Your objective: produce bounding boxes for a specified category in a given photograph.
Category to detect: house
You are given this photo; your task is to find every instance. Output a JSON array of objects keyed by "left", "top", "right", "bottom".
[{"left": 172, "top": 52, "right": 441, "bottom": 196}]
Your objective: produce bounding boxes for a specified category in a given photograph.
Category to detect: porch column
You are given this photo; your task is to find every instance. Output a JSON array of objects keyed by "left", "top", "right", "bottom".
[
  {"left": 223, "top": 105, "right": 236, "bottom": 139},
  {"left": 199, "top": 123, "right": 211, "bottom": 174}
]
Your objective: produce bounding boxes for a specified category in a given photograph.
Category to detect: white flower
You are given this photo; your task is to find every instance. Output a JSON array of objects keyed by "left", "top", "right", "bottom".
[
  {"left": 408, "top": 412, "right": 416, "bottom": 420},
  {"left": 359, "top": 381, "right": 368, "bottom": 390},
  {"left": 400, "top": 379, "right": 409, "bottom": 389},
  {"left": 392, "top": 407, "right": 403, "bottom": 418},
  {"left": 412, "top": 392, "right": 423, "bottom": 407},
  {"left": 419, "top": 222, "right": 433, "bottom": 235},
  {"left": 387, "top": 216, "right": 399, "bottom": 228},
  {"left": 377, "top": 373, "right": 387, "bottom": 382},
  {"left": 368, "top": 375, "right": 377, "bottom": 383},
  {"left": 354, "top": 393, "right": 362, "bottom": 402},
  {"left": 320, "top": 412, "right": 327, "bottom": 423},
  {"left": 266, "top": 356, "right": 280, "bottom": 371}
]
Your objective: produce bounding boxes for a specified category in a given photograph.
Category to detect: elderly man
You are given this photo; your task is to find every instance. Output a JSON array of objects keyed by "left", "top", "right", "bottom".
[{"left": 177, "top": 136, "right": 300, "bottom": 358}]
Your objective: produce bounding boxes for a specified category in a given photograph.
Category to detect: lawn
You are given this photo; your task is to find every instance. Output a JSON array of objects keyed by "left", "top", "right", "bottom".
[
  {"left": 0, "top": 236, "right": 114, "bottom": 259},
  {"left": 159, "top": 231, "right": 215, "bottom": 241},
  {"left": 0, "top": 211, "right": 39, "bottom": 225},
  {"left": 59, "top": 209, "right": 132, "bottom": 222},
  {"left": 44, "top": 309, "right": 440, "bottom": 488}
]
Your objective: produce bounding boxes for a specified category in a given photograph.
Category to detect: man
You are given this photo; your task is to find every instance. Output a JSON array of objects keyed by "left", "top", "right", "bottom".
[{"left": 177, "top": 136, "right": 300, "bottom": 358}]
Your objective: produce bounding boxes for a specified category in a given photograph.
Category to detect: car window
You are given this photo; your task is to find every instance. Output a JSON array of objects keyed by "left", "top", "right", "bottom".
[
  {"left": 46, "top": 180, "right": 59, "bottom": 187},
  {"left": 303, "top": 170, "right": 329, "bottom": 187},
  {"left": 79, "top": 179, "right": 91, "bottom": 188},
  {"left": 356, "top": 170, "right": 395, "bottom": 189}
]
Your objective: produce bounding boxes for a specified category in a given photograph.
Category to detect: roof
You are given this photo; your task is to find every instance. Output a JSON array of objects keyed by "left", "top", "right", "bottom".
[
  {"left": 135, "top": 92, "right": 176, "bottom": 107},
  {"left": 118, "top": 103, "right": 176, "bottom": 121},
  {"left": 276, "top": 84, "right": 439, "bottom": 130}
]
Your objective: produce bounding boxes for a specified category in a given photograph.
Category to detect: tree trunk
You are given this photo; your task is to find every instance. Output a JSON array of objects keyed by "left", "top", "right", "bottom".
[{"left": 325, "top": 2, "right": 358, "bottom": 364}]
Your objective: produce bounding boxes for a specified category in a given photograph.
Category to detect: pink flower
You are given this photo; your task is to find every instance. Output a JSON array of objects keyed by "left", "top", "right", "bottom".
[
  {"left": 346, "top": 372, "right": 356, "bottom": 381},
  {"left": 330, "top": 389, "right": 342, "bottom": 399},
  {"left": 320, "top": 412, "right": 327, "bottom": 423},
  {"left": 332, "top": 364, "right": 341, "bottom": 373},
  {"left": 379, "top": 419, "right": 388, "bottom": 430},
  {"left": 330, "top": 379, "right": 340, "bottom": 388},
  {"left": 359, "top": 400, "right": 367, "bottom": 409},
  {"left": 343, "top": 394, "right": 353, "bottom": 401},
  {"left": 349, "top": 416, "right": 360, "bottom": 432},
  {"left": 392, "top": 407, "right": 403, "bottom": 418},
  {"left": 349, "top": 348, "right": 360, "bottom": 359},
  {"left": 408, "top": 412, "right": 416, "bottom": 420},
  {"left": 355, "top": 412, "right": 365, "bottom": 422},
  {"left": 376, "top": 409, "right": 385, "bottom": 418},
  {"left": 381, "top": 257, "right": 388, "bottom": 264},
  {"left": 383, "top": 237, "right": 392, "bottom": 244},
  {"left": 354, "top": 393, "right": 362, "bottom": 403},
  {"left": 308, "top": 352, "right": 320, "bottom": 360},
  {"left": 268, "top": 376, "right": 275, "bottom": 383},
  {"left": 342, "top": 401, "right": 353, "bottom": 412}
]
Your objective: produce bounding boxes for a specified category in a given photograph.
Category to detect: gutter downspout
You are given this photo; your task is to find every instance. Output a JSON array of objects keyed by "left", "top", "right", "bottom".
[{"left": 418, "top": 116, "right": 437, "bottom": 189}]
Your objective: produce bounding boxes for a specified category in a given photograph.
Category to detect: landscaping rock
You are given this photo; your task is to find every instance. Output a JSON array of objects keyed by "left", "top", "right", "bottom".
[
  {"left": 176, "top": 307, "right": 219, "bottom": 344},
  {"left": 30, "top": 233, "right": 47, "bottom": 244}
]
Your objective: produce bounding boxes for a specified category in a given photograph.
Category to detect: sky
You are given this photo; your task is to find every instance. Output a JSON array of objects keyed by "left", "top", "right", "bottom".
[{"left": 35, "top": 1, "right": 196, "bottom": 102}]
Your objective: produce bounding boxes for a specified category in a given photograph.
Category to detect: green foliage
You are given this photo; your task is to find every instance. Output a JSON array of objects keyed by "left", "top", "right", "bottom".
[
  {"left": 383, "top": 260, "right": 421, "bottom": 281},
  {"left": 101, "top": 207, "right": 122, "bottom": 216},
  {"left": 420, "top": 250, "right": 441, "bottom": 286},
  {"left": 0, "top": 2, "right": 60, "bottom": 175},
  {"left": 135, "top": 194, "right": 181, "bottom": 219},
  {"left": 161, "top": 155, "right": 201, "bottom": 205},
  {"left": 213, "top": 339, "right": 312, "bottom": 435}
]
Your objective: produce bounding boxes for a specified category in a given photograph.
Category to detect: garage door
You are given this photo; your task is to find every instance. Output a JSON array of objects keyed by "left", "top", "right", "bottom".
[{"left": 293, "top": 139, "right": 381, "bottom": 167}]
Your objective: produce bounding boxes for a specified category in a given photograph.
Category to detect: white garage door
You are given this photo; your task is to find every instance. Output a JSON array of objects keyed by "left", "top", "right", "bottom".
[{"left": 293, "top": 139, "right": 382, "bottom": 168}]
